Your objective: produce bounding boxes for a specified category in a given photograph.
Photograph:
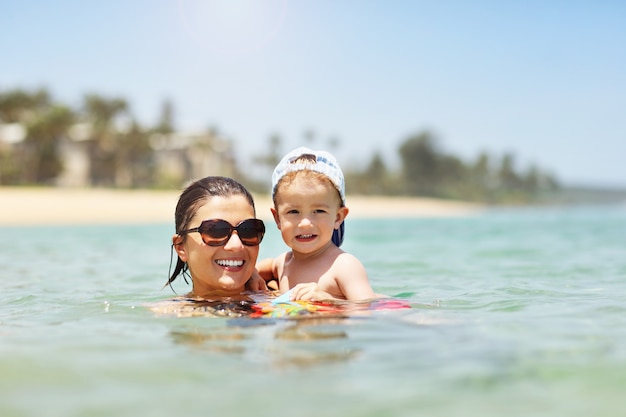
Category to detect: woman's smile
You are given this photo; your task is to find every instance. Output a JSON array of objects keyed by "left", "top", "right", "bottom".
[{"left": 215, "top": 258, "right": 245, "bottom": 269}]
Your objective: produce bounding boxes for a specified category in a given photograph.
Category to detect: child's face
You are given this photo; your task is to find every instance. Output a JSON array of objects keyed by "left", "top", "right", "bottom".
[{"left": 272, "top": 174, "right": 348, "bottom": 254}]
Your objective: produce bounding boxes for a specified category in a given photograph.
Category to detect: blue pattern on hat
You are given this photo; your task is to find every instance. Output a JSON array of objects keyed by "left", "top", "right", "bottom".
[{"left": 332, "top": 221, "right": 345, "bottom": 247}]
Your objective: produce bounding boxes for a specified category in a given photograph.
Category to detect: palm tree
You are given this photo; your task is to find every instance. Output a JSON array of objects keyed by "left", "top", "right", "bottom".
[
  {"left": 82, "top": 94, "right": 129, "bottom": 186},
  {"left": 24, "top": 105, "right": 74, "bottom": 183},
  {"left": 398, "top": 131, "right": 441, "bottom": 196},
  {"left": 0, "top": 88, "right": 57, "bottom": 184},
  {"left": 0, "top": 88, "right": 50, "bottom": 123},
  {"left": 116, "top": 120, "right": 154, "bottom": 187}
]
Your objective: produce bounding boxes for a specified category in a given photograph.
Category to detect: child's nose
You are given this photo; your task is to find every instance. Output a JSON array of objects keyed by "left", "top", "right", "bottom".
[{"left": 298, "top": 217, "right": 313, "bottom": 227}]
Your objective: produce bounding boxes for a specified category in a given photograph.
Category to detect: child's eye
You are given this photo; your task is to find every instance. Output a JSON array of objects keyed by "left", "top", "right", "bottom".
[
  {"left": 314, "top": 209, "right": 327, "bottom": 214},
  {"left": 286, "top": 209, "right": 299, "bottom": 215}
]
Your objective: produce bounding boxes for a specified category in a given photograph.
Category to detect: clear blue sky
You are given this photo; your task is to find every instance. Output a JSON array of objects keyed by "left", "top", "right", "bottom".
[{"left": 2, "top": 0, "right": 625, "bottom": 187}]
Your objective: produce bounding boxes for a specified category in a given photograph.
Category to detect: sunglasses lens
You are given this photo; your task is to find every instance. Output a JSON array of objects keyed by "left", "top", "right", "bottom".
[
  {"left": 237, "top": 219, "right": 265, "bottom": 245},
  {"left": 199, "top": 219, "right": 231, "bottom": 246}
]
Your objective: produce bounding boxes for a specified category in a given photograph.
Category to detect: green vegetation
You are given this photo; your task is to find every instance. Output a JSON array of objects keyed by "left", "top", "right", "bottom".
[
  {"left": 250, "top": 128, "right": 560, "bottom": 204},
  {"left": 348, "top": 131, "right": 559, "bottom": 203},
  {"left": 0, "top": 87, "right": 565, "bottom": 203}
]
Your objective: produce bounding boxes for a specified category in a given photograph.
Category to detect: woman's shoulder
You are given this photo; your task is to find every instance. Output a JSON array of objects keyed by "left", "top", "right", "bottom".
[{"left": 145, "top": 295, "right": 258, "bottom": 318}]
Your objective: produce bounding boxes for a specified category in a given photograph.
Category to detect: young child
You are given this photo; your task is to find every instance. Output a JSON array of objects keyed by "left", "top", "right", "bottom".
[{"left": 257, "top": 147, "right": 377, "bottom": 301}]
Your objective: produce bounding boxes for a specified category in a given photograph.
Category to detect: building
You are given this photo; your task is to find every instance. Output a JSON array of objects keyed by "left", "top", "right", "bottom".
[{"left": 0, "top": 122, "right": 236, "bottom": 187}]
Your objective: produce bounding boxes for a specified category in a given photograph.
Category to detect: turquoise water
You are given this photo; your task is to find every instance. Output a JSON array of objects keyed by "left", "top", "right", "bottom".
[{"left": 1, "top": 205, "right": 626, "bottom": 417}]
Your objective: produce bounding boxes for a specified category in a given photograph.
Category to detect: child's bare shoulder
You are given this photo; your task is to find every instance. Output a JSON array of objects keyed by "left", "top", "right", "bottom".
[
  {"left": 332, "top": 251, "right": 366, "bottom": 271},
  {"left": 334, "top": 250, "right": 360, "bottom": 262}
]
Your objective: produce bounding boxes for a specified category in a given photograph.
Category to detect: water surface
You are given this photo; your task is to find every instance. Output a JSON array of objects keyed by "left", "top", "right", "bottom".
[{"left": 1, "top": 205, "right": 625, "bottom": 417}]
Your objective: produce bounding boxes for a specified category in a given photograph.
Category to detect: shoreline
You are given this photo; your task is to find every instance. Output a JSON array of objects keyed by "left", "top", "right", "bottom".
[{"left": 0, "top": 187, "right": 483, "bottom": 226}]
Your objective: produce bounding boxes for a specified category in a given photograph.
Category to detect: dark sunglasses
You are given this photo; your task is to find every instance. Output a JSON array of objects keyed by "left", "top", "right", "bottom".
[{"left": 178, "top": 218, "right": 265, "bottom": 247}]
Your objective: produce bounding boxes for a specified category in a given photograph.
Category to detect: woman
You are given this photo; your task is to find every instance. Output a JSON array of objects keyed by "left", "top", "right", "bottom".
[{"left": 165, "top": 176, "right": 267, "bottom": 299}]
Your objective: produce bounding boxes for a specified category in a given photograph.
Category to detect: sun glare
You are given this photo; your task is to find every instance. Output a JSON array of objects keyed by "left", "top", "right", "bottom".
[{"left": 177, "top": 0, "right": 288, "bottom": 56}]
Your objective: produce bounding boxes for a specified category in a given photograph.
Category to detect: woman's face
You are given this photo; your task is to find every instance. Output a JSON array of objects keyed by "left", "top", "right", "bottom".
[{"left": 173, "top": 195, "right": 260, "bottom": 297}]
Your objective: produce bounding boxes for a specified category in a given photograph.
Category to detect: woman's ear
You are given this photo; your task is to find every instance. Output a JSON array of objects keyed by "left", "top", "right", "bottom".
[
  {"left": 172, "top": 234, "right": 187, "bottom": 262},
  {"left": 271, "top": 207, "right": 281, "bottom": 229},
  {"left": 335, "top": 206, "right": 349, "bottom": 228}
]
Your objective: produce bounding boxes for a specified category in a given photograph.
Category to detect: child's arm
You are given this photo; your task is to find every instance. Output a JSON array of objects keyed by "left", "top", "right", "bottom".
[
  {"left": 289, "top": 253, "right": 377, "bottom": 301},
  {"left": 333, "top": 253, "right": 377, "bottom": 300},
  {"left": 256, "top": 257, "right": 277, "bottom": 281},
  {"left": 245, "top": 270, "right": 268, "bottom": 291},
  {"left": 256, "top": 257, "right": 280, "bottom": 291}
]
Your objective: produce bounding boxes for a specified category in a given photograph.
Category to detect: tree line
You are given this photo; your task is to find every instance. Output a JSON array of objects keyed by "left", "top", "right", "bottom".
[
  {"left": 1, "top": 87, "right": 558, "bottom": 203},
  {"left": 349, "top": 132, "right": 559, "bottom": 203},
  {"left": 246, "top": 128, "right": 559, "bottom": 204}
]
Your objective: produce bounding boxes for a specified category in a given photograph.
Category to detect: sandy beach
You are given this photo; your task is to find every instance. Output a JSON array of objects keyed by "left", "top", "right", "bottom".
[{"left": 0, "top": 187, "right": 483, "bottom": 226}]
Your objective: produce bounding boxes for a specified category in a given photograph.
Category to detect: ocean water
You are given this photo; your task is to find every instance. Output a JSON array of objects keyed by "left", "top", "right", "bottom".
[{"left": 1, "top": 204, "right": 625, "bottom": 417}]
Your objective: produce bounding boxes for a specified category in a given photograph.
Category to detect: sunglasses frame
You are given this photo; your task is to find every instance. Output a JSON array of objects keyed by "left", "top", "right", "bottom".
[{"left": 178, "top": 218, "right": 265, "bottom": 247}]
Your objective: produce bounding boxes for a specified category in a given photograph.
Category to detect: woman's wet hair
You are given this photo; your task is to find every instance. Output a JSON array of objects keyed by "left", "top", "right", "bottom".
[{"left": 165, "top": 176, "right": 256, "bottom": 288}]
